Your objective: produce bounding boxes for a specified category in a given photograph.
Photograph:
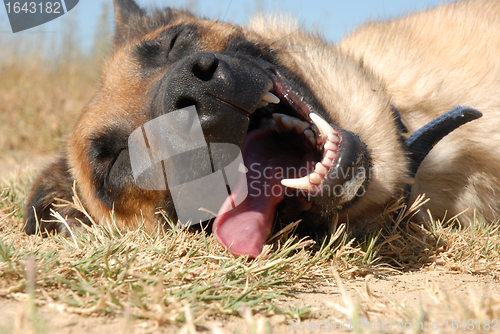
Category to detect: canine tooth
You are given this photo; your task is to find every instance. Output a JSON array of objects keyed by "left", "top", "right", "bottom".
[
  {"left": 257, "top": 101, "right": 269, "bottom": 108},
  {"left": 281, "top": 176, "right": 313, "bottom": 191},
  {"left": 261, "top": 92, "right": 280, "bottom": 104},
  {"left": 326, "top": 150, "right": 336, "bottom": 159},
  {"left": 293, "top": 119, "right": 309, "bottom": 132},
  {"left": 309, "top": 172, "right": 322, "bottom": 184},
  {"left": 325, "top": 141, "right": 338, "bottom": 151},
  {"left": 328, "top": 133, "right": 340, "bottom": 143},
  {"left": 309, "top": 113, "right": 337, "bottom": 138}
]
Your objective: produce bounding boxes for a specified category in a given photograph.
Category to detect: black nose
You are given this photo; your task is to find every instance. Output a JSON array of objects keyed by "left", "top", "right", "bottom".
[
  {"left": 191, "top": 53, "right": 219, "bottom": 82},
  {"left": 158, "top": 52, "right": 273, "bottom": 116}
]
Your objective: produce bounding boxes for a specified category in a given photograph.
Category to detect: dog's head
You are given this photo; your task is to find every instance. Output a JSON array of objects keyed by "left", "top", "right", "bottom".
[{"left": 70, "top": 0, "right": 408, "bottom": 257}]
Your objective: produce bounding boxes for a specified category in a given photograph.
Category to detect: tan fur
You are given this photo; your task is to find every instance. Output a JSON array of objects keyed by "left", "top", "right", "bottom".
[
  {"left": 245, "top": 0, "right": 500, "bottom": 226},
  {"left": 245, "top": 16, "right": 409, "bottom": 227},
  {"left": 26, "top": 0, "right": 500, "bottom": 237},
  {"left": 73, "top": 0, "right": 500, "bottom": 228},
  {"left": 338, "top": 0, "right": 500, "bottom": 224},
  {"left": 67, "top": 17, "right": 252, "bottom": 229}
]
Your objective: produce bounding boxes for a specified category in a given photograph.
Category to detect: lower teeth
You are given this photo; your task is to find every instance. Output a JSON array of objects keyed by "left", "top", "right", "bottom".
[{"left": 280, "top": 113, "right": 341, "bottom": 191}]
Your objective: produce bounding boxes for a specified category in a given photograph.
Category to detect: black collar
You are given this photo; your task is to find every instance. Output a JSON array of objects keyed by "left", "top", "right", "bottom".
[{"left": 392, "top": 105, "right": 482, "bottom": 217}]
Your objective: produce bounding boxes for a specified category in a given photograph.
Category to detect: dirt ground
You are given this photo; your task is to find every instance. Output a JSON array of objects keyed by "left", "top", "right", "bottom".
[
  {"left": 1, "top": 271, "right": 499, "bottom": 333},
  {"left": 1, "top": 158, "right": 500, "bottom": 334}
]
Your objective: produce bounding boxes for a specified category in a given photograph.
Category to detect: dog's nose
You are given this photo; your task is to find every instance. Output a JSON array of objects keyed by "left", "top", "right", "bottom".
[
  {"left": 159, "top": 52, "right": 274, "bottom": 116},
  {"left": 191, "top": 53, "right": 219, "bottom": 82},
  {"left": 152, "top": 52, "right": 273, "bottom": 152}
]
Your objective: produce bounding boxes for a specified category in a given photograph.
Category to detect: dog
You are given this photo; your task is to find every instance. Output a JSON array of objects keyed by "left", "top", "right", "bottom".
[{"left": 24, "top": 0, "right": 500, "bottom": 257}]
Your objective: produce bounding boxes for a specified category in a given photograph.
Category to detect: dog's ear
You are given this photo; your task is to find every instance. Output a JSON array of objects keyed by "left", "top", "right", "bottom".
[
  {"left": 113, "top": 0, "right": 146, "bottom": 46},
  {"left": 114, "top": 0, "right": 144, "bottom": 25},
  {"left": 113, "top": 0, "right": 183, "bottom": 47}
]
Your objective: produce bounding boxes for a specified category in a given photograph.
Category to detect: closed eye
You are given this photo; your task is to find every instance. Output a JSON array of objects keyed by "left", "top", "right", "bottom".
[
  {"left": 168, "top": 31, "right": 180, "bottom": 54},
  {"left": 134, "top": 25, "right": 184, "bottom": 67}
]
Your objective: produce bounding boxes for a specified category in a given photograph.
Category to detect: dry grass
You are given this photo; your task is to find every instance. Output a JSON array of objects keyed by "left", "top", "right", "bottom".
[
  {"left": 374, "top": 197, "right": 500, "bottom": 273},
  {"left": 0, "top": 7, "right": 111, "bottom": 155},
  {"left": 330, "top": 272, "right": 500, "bottom": 334},
  {"left": 1, "top": 172, "right": 499, "bottom": 333},
  {"left": 0, "top": 59, "right": 101, "bottom": 154},
  {"left": 0, "top": 175, "right": 376, "bottom": 332}
]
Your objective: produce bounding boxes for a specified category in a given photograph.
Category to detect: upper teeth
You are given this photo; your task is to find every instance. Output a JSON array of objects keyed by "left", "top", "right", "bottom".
[
  {"left": 293, "top": 119, "right": 309, "bottom": 132},
  {"left": 261, "top": 92, "right": 280, "bottom": 104},
  {"left": 309, "top": 113, "right": 338, "bottom": 138},
  {"left": 271, "top": 113, "right": 313, "bottom": 141}
]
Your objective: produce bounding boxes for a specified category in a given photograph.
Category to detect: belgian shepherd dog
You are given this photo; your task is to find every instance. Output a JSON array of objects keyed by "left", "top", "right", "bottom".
[{"left": 25, "top": 0, "right": 500, "bottom": 257}]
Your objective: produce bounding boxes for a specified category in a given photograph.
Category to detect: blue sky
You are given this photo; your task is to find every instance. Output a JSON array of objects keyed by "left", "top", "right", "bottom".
[{"left": 1, "top": 0, "right": 450, "bottom": 55}]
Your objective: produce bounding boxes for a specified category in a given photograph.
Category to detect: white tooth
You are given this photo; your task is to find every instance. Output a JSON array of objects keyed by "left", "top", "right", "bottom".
[
  {"left": 257, "top": 101, "right": 269, "bottom": 108},
  {"left": 293, "top": 120, "right": 309, "bottom": 132},
  {"left": 309, "top": 172, "right": 322, "bottom": 184},
  {"left": 273, "top": 113, "right": 292, "bottom": 132},
  {"left": 326, "top": 150, "right": 336, "bottom": 159},
  {"left": 325, "top": 142, "right": 338, "bottom": 151},
  {"left": 269, "top": 119, "right": 278, "bottom": 131},
  {"left": 315, "top": 163, "right": 328, "bottom": 175},
  {"left": 322, "top": 157, "right": 333, "bottom": 167},
  {"left": 304, "top": 129, "right": 317, "bottom": 145},
  {"left": 328, "top": 133, "right": 340, "bottom": 143},
  {"left": 272, "top": 113, "right": 284, "bottom": 121},
  {"left": 281, "top": 115, "right": 293, "bottom": 131},
  {"left": 309, "top": 113, "right": 337, "bottom": 138},
  {"left": 281, "top": 176, "right": 313, "bottom": 191},
  {"left": 261, "top": 92, "right": 280, "bottom": 104}
]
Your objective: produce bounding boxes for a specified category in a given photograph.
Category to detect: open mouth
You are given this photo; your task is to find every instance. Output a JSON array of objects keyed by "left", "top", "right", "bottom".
[{"left": 213, "top": 71, "right": 371, "bottom": 258}]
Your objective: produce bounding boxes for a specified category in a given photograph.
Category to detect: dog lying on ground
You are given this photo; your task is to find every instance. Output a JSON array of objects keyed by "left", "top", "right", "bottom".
[{"left": 25, "top": 0, "right": 500, "bottom": 257}]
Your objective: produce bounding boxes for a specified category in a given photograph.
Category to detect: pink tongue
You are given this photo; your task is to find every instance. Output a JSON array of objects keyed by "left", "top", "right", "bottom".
[{"left": 213, "top": 127, "right": 287, "bottom": 257}]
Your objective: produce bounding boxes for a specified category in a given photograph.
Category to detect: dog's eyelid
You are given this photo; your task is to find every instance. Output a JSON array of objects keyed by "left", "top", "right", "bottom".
[
  {"left": 168, "top": 32, "right": 180, "bottom": 52},
  {"left": 135, "top": 27, "right": 181, "bottom": 56}
]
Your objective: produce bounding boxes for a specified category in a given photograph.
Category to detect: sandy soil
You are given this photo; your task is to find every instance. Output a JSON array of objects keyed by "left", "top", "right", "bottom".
[{"left": 1, "top": 271, "right": 499, "bottom": 333}]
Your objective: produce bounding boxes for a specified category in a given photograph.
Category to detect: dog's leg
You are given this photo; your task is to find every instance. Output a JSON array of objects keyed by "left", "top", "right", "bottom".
[{"left": 24, "top": 156, "right": 90, "bottom": 235}]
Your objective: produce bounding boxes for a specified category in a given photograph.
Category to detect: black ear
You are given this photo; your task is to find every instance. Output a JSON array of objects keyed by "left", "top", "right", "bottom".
[{"left": 113, "top": 0, "right": 146, "bottom": 46}]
